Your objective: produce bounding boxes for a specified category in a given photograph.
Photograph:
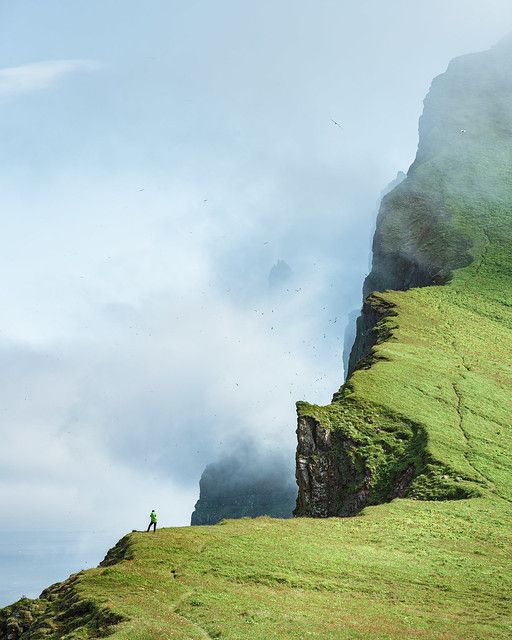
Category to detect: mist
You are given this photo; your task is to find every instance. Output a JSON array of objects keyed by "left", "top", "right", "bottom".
[{"left": 1, "top": 0, "right": 511, "bottom": 605}]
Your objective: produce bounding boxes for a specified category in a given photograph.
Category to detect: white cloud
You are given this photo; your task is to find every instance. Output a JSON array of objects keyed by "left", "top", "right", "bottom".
[
  {"left": 0, "top": 59, "right": 99, "bottom": 100},
  {"left": 0, "top": 171, "right": 362, "bottom": 532}
]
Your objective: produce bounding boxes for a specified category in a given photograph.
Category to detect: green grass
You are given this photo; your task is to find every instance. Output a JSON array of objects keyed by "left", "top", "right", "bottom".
[
  {"left": 297, "top": 50, "right": 512, "bottom": 510},
  {"left": 3, "top": 41, "right": 512, "bottom": 640},
  {"left": 2, "top": 500, "right": 511, "bottom": 639}
]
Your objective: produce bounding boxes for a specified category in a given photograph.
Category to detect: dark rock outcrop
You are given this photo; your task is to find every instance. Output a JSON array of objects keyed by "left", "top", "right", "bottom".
[
  {"left": 191, "top": 451, "right": 296, "bottom": 525},
  {"left": 295, "top": 415, "right": 371, "bottom": 517},
  {"left": 293, "top": 396, "right": 436, "bottom": 517}
]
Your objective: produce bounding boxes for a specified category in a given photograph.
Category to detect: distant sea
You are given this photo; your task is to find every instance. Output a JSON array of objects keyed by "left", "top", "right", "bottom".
[{"left": 0, "top": 530, "right": 123, "bottom": 607}]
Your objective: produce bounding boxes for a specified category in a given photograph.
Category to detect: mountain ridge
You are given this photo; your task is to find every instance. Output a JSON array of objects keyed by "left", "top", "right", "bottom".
[
  {"left": 2, "top": 38, "right": 512, "bottom": 639},
  {"left": 295, "top": 36, "right": 512, "bottom": 517}
]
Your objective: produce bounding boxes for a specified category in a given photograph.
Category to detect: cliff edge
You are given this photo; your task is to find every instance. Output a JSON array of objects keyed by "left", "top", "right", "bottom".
[
  {"left": 3, "top": 39, "right": 512, "bottom": 640},
  {"left": 296, "top": 38, "right": 512, "bottom": 517}
]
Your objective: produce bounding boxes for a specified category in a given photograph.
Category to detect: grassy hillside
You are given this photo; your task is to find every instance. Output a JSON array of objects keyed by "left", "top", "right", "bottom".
[
  {"left": 3, "top": 40, "right": 512, "bottom": 640},
  {"left": 2, "top": 499, "right": 511, "bottom": 639},
  {"left": 296, "top": 39, "right": 512, "bottom": 514}
]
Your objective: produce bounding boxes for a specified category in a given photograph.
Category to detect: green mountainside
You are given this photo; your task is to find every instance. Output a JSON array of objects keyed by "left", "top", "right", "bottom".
[
  {"left": 295, "top": 36, "right": 512, "bottom": 517},
  {"left": 2, "top": 39, "right": 512, "bottom": 640},
  {"left": 2, "top": 502, "right": 511, "bottom": 639}
]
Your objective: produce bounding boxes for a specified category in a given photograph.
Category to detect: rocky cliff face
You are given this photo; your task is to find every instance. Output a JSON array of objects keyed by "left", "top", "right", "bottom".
[
  {"left": 191, "top": 451, "right": 296, "bottom": 525},
  {"left": 295, "top": 412, "right": 417, "bottom": 517},
  {"left": 347, "top": 179, "right": 473, "bottom": 376},
  {"left": 296, "top": 37, "right": 512, "bottom": 517}
]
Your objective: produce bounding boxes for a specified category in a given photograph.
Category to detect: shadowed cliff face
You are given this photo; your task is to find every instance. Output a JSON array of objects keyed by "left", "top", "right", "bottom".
[
  {"left": 191, "top": 449, "right": 296, "bottom": 525},
  {"left": 347, "top": 184, "right": 474, "bottom": 376},
  {"left": 347, "top": 37, "right": 512, "bottom": 378},
  {"left": 296, "top": 37, "right": 512, "bottom": 518},
  {"left": 295, "top": 414, "right": 419, "bottom": 517},
  {"left": 295, "top": 415, "right": 370, "bottom": 517}
]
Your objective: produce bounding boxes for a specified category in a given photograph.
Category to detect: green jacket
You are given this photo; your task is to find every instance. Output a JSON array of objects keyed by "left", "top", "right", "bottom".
[{"left": 150, "top": 511, "right": 157, "bottom": 523}]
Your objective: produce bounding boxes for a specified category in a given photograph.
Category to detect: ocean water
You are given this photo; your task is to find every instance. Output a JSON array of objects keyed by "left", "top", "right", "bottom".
[{"left": 0, "top": 530, "right": 122, "bottom": 607}]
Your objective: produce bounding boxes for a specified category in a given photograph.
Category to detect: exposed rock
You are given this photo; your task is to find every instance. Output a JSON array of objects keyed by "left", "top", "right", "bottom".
[
  {"left": 294, "top": 415, "right": 372, "bottom": 517},
  {"left": 191, "top": 450, "right": 296, "bottom": 525},
  {"left": 294, "top": 406, "right": 420, "bottom": 517},
  {"left": 0, "top": 574, "right": 125, "bottom": 640},
  {"left": 342, "top": 309, "right": 359, "bottom": 378}
]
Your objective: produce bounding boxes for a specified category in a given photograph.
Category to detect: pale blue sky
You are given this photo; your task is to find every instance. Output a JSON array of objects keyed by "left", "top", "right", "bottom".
[{"left": 0, "top": 2, "right": 511, "bottom": 587}]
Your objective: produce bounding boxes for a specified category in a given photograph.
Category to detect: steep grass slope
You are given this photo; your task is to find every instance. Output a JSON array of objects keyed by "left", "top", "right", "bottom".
[
  {"left": 2, "top": 501, "right": 511, "bottom": 639},
  {"left": 296, "top": 37, "right": 512, "bottom": 516}
]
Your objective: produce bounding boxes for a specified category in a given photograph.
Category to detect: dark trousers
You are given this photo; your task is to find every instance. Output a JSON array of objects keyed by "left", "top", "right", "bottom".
[{"left": 147, "top": 521, "right": 156, "bottom": 532}]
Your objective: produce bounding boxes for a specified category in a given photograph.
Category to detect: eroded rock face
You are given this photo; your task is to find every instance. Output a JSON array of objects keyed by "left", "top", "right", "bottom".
[
  {"left": 294, "top": 415, "right": 372, "bottom": 517},
  {"left": 295, "top": 415, "right": 336, "bottom": 517},
  {"left": 294, "top": 411, "right": 419, "bottom": 517},
  {"left": 346, "top": 295, "right": 397, "bottom": 378},
  {"left": 191, "top": 451, "right": 297, "bottom": 525}
]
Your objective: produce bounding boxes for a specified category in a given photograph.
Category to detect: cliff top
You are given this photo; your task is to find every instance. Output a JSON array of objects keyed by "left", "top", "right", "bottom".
[
  {"left": 2, "top": 499, "right": 511, "bottom": 639},
  {"left": 296, "top": 33, "right": 512, "bottom": 518}
]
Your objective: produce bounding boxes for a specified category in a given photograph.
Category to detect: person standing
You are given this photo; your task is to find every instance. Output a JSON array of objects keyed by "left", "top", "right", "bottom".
[{"left": 147, "top": 509, "right": 157, "bottom": 532}]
